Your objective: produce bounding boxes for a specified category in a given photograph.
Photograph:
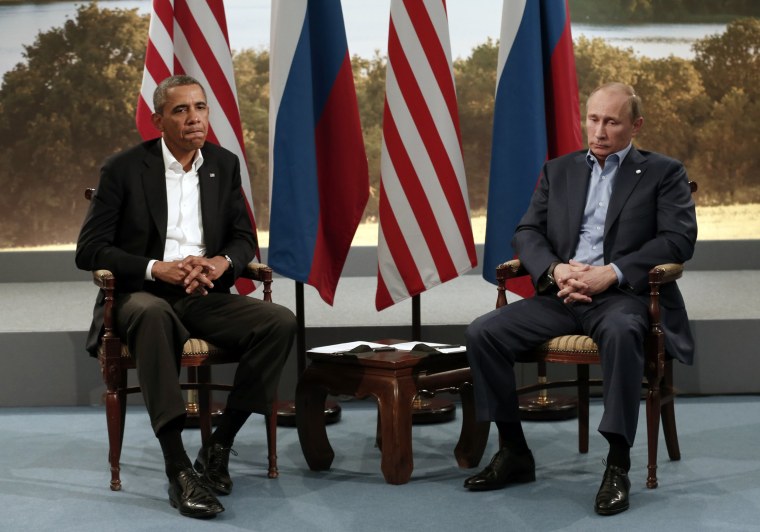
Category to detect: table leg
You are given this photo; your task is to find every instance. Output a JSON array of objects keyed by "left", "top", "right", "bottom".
[
  {"left": 295, "top": 369, "right": 334, "bottom": 471},
  {"left": 375, "top": 375, "right": 416, "bottom": 485}
]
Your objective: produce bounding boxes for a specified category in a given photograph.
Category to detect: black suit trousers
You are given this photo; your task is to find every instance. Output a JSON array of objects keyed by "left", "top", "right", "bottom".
[
  {"left": 115, "top": 289, "right": 296, "bottom": 435},
  {"left": 465, "top": 289, "right": 648, "bottom": 446}
]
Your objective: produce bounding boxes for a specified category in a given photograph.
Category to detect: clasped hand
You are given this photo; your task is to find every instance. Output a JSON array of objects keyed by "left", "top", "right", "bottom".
[
  {"left": 554, "top": 260, "right": 617, "bottom": 304},
  {"left": 151, "top": 255, "right": 229, "bottom": 295}
]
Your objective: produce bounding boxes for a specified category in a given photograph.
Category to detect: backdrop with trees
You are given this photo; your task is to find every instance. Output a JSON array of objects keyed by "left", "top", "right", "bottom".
[{"left": 1, "top": 2, "right": 758, "bottom": 248}]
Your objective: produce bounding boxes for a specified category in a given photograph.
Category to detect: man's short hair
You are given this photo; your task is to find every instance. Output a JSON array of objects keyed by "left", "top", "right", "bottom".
[
  {"left": 589, "top": 82, "right": 642, "bottom": 122},
  {"left": 152, "top": 75, "right": 207, "bottom": 114}
]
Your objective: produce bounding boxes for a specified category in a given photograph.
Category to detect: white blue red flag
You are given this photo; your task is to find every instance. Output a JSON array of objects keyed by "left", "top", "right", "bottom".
[
  {"left": 136, "top": 0, "right": 256, "bottom": 295},
  {"left": 482, "top": 0, "right": 583, "bottom": 292},
  {"left": 376, "top": 0, "right": 477, "bottom": 311},
  {"left": 268, "top": 0, "right": 369, "bottom": 305}
]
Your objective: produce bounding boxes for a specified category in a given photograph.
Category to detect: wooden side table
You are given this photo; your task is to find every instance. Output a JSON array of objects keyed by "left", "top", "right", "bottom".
[{"left": 295, "top": 341, "right": 490, "bottom": 484}]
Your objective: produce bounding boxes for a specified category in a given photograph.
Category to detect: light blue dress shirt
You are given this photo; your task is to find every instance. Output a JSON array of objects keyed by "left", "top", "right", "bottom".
[{"left": 572, "top": 143, "right": 634, "bottom": 284}]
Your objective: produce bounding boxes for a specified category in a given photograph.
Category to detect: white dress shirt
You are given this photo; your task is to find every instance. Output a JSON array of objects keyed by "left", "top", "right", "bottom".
[
  {"left": 573, "top": 143, "right": 633, "bottom": 284},
  {"left": 145, "top": 138, "right": 206, "bottom": 280}
]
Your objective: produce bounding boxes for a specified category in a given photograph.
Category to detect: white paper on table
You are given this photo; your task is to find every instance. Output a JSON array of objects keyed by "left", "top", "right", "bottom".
[
  {"left": 307, "top": 340, "right": 388, "bottom": 354},
  {"left": 389, "top": 341, "right": 466, "bottom": 354}
]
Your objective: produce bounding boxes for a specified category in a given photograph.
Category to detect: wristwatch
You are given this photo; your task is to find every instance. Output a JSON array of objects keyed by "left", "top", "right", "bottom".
[
  {"left": 224, "top": 254, "right": 234, "bottom": 271},
  {"left": 546, "top": 262, "right": 559, "bottom": 286}
]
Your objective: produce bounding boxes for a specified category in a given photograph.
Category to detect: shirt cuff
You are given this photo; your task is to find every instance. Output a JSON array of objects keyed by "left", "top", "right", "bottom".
[
  {"left": 610, "top": 263, "right": 624, "bottom": 285},
  {"left": 145, "top": 259, "right": 157, "bottom": 281}
]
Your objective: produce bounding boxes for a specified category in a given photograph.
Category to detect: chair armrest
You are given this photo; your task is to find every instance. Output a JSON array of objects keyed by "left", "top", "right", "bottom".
[
  {"left": 647, "top": 262, "right": 685, "bottom": 325},
  {"left": 645, "top": 262, "right": 685, "bottom": 383},
  {"left": 495, "top": 259, "right": 529, "bottom": 308},
  {"left": 90, "top": 270, "right": 117, "bottom": 340},
  {"left": 649, "top": 263, "right": 683, "bottom": 285},
  {"left": 496, "top": 259, "right": 528, "bottom": 280},
  {"left": 92, "top": 269, "right": 116, "bottom": 289},
  {"left": 240, "top": 262, "right": 273, "bottom": 303},
  {"left": 241, "top": 262, "right": 273, "bottom": 282}
]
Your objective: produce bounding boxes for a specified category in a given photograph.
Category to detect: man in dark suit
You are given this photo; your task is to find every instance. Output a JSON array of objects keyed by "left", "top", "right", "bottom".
[
  {"left": 76, "top": 75, "right": 296, "bottom": 518},
  {"left": 464, "top": 82, "right": 697, "bottom": 515}
]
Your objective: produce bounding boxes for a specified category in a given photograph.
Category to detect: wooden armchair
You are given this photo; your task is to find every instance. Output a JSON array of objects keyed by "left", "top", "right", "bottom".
[
  {"left": 84, "top": 189, "right": 278, "bottom": 491},
  {"left": 495, "top": 181, "right": 696, "bottom": 489},
  {"left": 496, "top": 260, "right": 682, "bottom": 488}
]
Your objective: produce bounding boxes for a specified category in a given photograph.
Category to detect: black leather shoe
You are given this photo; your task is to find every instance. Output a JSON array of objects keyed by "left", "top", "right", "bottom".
[
  {"left": 168, "top": 467, "right": 224, "bottom": 519},
  {"left": 195, "top": 443, "right": 236, "bottom": 495},
  {"left": 463, "top": 447, "right": 535, "bottom": 491},
  {"left": 595, "top": 464, "right": 631, "bottom": 516}
]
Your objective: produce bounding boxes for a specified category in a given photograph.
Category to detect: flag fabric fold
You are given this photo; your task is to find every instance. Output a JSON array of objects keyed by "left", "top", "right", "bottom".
[
  {"left": 136, "top": 0, "right": 256, "bottom": 295},
  {"left": 268, "top": 0, "right": 369, "bottom": 306},
  {"left": 376, "top": 0, "right": 477, "bottom": 311},
  {"left": 482, "top": 0, "right": 583, "bottom": 293}
]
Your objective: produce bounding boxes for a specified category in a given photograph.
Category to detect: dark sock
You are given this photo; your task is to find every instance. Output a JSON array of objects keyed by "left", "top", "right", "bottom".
[
  {"left": 157, "top": 415, "right": 191, "bottom": 478},
  {"left": 210, "top": 408, "right": 251, "bottom": 447},
  {"left": 495, "top": 420, "right": 530, "bottom": 454},
  {"left": 602, "top": 431, "right": 631, "bottom": 472}
]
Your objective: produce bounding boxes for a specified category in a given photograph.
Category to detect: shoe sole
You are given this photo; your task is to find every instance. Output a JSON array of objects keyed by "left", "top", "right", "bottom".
[
  {"left": 594, "top": 503, "right": 630, "bottom": 516},
  {"left": 169, "top": 495, "right": 224, "bottom": 518}
]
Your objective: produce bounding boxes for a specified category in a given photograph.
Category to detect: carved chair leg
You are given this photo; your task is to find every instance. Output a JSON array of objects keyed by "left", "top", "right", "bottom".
[
  {"left": 103, "top": 364, "right": 127, "bottom": 492},
  {"left": 646, "top": 385, "right": 662, "bottom": 489}
]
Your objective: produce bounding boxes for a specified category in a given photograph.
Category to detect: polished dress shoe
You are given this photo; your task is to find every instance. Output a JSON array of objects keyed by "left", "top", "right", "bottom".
[
  {"left": 168, "top": 467, "right": 224, "bottom": 518},
  {"left": 595, "top": 464, "right": 631, "bottom": 516},
  {"left": 195, "top": 443, "right": 236, "bottom": 495},
  {"left": 463, "top": 447, "right": 535, "bottom": 491}
]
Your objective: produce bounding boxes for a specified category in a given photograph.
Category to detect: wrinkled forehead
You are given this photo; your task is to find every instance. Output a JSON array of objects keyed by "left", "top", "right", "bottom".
[{"left": 164, "top": 84, "right": 207, "bottom": 107}]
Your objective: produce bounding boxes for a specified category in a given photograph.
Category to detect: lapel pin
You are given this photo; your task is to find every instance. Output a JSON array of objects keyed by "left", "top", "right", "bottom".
[{"left": 635, "top": 169, "right": 641, "bottom": 174}]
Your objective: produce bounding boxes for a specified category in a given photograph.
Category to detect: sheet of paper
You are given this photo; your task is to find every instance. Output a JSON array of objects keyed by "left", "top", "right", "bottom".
[
  {"left": 308, "top": 340, "right": 387, "bottom": 354},
  {"left": 389, "top": 341, "right": 466, "bottom": 354}
]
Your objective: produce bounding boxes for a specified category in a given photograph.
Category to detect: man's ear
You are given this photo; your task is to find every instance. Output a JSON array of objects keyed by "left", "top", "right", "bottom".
[
  {"left": 151, "top": 112, "right": 163, "bottom": 132},
  {"left": 631, "top": 116, "right": 644, "bottom": 137}
]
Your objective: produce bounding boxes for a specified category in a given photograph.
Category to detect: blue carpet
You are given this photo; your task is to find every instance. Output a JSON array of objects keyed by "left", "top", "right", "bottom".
[{"left": 1, "top": 396, "right": 759, "bottom": 531}]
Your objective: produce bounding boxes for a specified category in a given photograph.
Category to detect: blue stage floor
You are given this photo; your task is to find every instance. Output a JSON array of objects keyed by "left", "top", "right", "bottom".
[{"left": 2, "top": 395, "right": 759, "bottom": 531}]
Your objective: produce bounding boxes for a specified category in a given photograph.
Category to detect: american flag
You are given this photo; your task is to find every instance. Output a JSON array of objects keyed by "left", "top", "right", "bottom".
[
  {"left": 135, "top": 0, "right": 256, "bottom": 294},
  {"left": 376, "top": 0, "right": 477, "bottom": 311}
]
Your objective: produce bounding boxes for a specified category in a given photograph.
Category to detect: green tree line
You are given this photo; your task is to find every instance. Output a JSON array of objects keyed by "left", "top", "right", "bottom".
[
  {"left": 571, "top": 0, "right": 760, "bottom": 23},
  {"left": 0, "top": 3, "right": 758, "bottom": 247}
]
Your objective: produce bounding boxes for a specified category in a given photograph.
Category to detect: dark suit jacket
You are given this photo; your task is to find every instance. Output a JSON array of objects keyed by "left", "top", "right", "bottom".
[
  {"left": 512, "top": 147, "right": 698, "bottom": 364},
  {"left": 76, "top": 138, "right": 257, "bottom": 354}
]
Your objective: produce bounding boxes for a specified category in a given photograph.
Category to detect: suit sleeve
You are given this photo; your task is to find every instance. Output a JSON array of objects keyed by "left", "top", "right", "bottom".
[
  {"left": 75, "top": 157, "right": 152, "bottom": 283},
  {"left": 611, "top": 160, "right": 697, "bottom": 291},
  {"left": 512, "top": 162, "right": 563, "bottom": 288}
]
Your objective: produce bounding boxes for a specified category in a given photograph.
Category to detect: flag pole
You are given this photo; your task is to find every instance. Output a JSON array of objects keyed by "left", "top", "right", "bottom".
[
  {"left": 412, "top": 294, "right": 421, "bottom": 341},
  {"left": 296, "top": 281, "right": 306, "bottom": 375},
  {"left": 276, "top": 281, "right": 341, "bottom": 426},
  {"left": 410, "top": 293, "right": 454, "bottom": 424}
]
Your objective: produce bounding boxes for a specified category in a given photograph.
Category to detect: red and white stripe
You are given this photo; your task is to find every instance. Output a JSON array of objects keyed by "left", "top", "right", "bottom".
[
  {"left": 136, "top": 0, "right": 255, "bottom": 294},
  {"left": 376, "top": 0, "right": 477, "bottom": 311}
]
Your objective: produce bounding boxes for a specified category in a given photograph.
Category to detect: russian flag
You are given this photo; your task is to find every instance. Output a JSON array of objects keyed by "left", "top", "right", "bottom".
[
  {"left": 268, "top": 0, "right": 369, "bottom": 305},
  {"left": 482, "top": 0, "right": 583, "bottom": 291}
]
